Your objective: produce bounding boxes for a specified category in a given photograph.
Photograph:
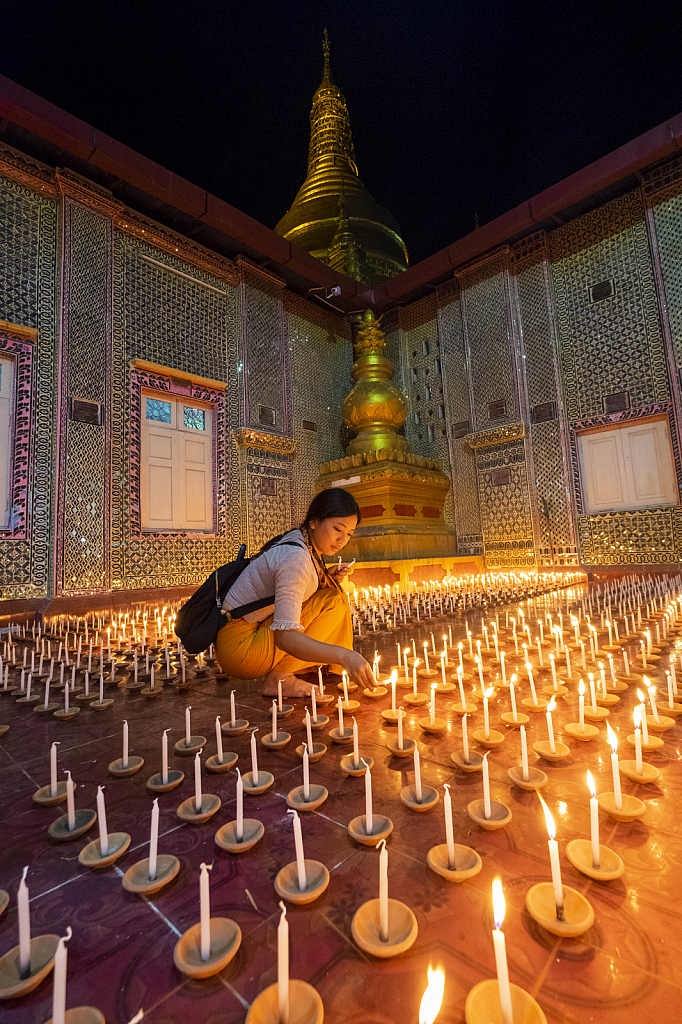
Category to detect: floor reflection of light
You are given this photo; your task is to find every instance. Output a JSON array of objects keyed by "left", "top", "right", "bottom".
[{"left": 558, "top": 801, "right": 567, "bottom": 816}]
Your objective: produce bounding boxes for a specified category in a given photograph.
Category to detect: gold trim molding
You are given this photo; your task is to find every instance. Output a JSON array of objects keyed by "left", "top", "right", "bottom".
[
  {"left": 131, "top": 359, "right": 227, "bottom": 391},
  {"left": 236, "top": 257, "right": 286, "bottom": 289},
  {"left": 117, "top": 212, "right": 239, "bottom": 285},
  {"left": 55, "top": 169, "right": 125, "bottom": 218},
  {"left": 465, "top": 422, "right": 525, "bottom": 449},
  {"left": 0, "top": 144, "right": 57, "bottom": 196},
  {"left": 0, "top": 319, "right": 38, "bottom": 341},
  {"left": 233, "top": 428, "right": 297, "bottom": 456}
]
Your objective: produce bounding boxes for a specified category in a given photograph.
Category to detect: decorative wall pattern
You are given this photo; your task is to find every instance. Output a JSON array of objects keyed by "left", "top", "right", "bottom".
[
  {"left": 0, "top": 175, "right": 57, "bottom": 600},
  {"left": 0, "top": 332, "right": 34, "bottom": 539},
  {"left": 242, "top": 450, "right": 292, "bottom": 553},
  {"left": 56, "top": 200, "right": 110, "bottom": 595},
  {"left": 475, "top": 439, "right": 535, "bottom": 568},
  {"left": 550, "top": 190, "right": 670, "bottom": 421},
  {"left": 578, "top": 506, "right": 682, "bottom": 565},
  {"left": 645, "top": 173, "right": 682, "bottom": 369},
  {"left": 286, "top": 291, "right": 351, "bottom": 528},
  {"left": 240, "top": 263, "right": 289, "bottom": 434},
  {"left": 111, "top": 232, "right": 238, "bottom": 590}
]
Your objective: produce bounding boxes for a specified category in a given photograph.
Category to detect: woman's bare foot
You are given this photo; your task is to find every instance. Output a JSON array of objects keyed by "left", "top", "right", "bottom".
[{"left": 263, "top": 671, "right": 315, "bottom": 698}]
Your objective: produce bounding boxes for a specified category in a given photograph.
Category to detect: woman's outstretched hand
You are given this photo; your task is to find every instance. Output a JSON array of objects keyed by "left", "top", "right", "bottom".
[
  {"left": 327, "top": 560, "right": 355, "bottom": 579},
  {"left": 341, "top": 649, "right": 378, "bottom": 690}
]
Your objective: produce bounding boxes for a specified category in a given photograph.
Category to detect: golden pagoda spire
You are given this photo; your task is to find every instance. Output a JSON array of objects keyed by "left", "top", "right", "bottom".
[{"left": 275, "top": 32, "right": 408, "bottom": 286}]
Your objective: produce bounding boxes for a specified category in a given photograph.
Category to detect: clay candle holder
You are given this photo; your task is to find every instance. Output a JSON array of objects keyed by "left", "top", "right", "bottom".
[
  {"left": 245, "top": 980, "right": 323, "bottom": 1024},
  {"left": 403, "top": 691, "right": 429, "bottom": 707},
  {"left": 286, "top": 784, "right": 328, "bottom": 812},
  {"left": 626, "top": 731, "right": 663, "bottom": 752},
  {"left": 306, "top": 714, "right": 329, "bottom": 731},
  {"left": 90, "top": 698, "right": 113, "bottom": 711},
  {"left": 521, "top": 696, "right": 548, "bottom": 713},
  {"left": 451, "top": 750, "right": 484, "bottom": 772},
  {"left": 177, "top": 794, "right": 221, "bottom": 824},
  {"left": 386, "top": 736, "right": 415, "bottom": 757},
  {"left": 467, "top": 798, "right": 512, "bottom": 830},
  {"left": 525, "top": 882, "right": 594, "bottom": 937},
  {"left": 215, "top": 818, "right": 264, "bottom": 853},
  {"left": 564, "top": 722, "right": 600, "bottom": 742},
  {"left": 363, "top": 686, "right": 387, "bottom": 700},
  {"left": 174, "top": 735, "right": 207, "bottom": 756},
  {"left": 340, "top": 699, "right": 361, "bottom": 714},
  {"left": 78, "top": 832, "right": 131, "bottom": 869},
  {"left": 618, "top": 759, "right": 660, "bottom": 783},
  {"left": 108, "top": 755, "right": 144, "bottom": 777},
  {"left": 261, "top": 730, "right": 291, "bottom": 750},
  {"left": 242, "top": 770, "right": 274, "bottom": 795},
  {"left": 566, "top": 839, "right": 624, "bottom": 881},
  {"left": 500, "top": 711, "right": 530, "bottom": 728},
  {"left": 351, "top": 897, "right": 418, "bottom": 958},
  {"left": 596, "top": 791, "right": 646, "bottom": 822},
  {"left": 340, "top": 753, "right": 374, "bottom": 776},
  {"left": 33, "top": 782, "right": 67, "bottom": 806},
  {"left": 174, "top": 918, "right": 242, "bottom": 979},
  {"left": 122, "top": 854, "right": 180, "bottom": 894},
  {"left": 646, "top": 713, "right": 675, "bottom": 733},
  {"left": 295, "top": 742, "right": 326, "bottom": 762},
  {"left": 419, "top": 715, "right": 447, "bottom": 735},
  {"left": 472, "top": 728, "right": 506, "bottom": 749},
  {"left": 206, "top": 751, "right": 238, "bottom": 773},
  {"left": 276, "top": 703, "right": 294, "bottom": 719},
  {"left": 328, "top": 726, "right": 353, "bottom": 744},
  {"left": 507, "top": 766, "right": 548, "bottom": 791},
  {"left": 347, "top": 814, "right": 393, "bottom": 847},
  {"left": 380, "top": 708, "right": 400, "bottom": 724},
  {"left": 53, "top": 706, "right": 80, "bottom": 721},
  {"left": 0, "top": 934, "right": 60, "bottom": 1000},
  {"left": 427, "top": 843, "right": 482, "bottom": 882},
  {"left": 543, "top": 683, "right": 568, "bottom": 697},
  {"left": 48, "top": 808, "right": 96, "bottom": 842},
  {"left": 146, "top": 769, "right": 184, "bottom": 792},
  {"left": 274, "top": 859, "right": 330, "bottom": 905},
  {"left": 533, "top": 740, "right": 571, "bottom": 762},
  {"left": 465, "top": 980, "right": 547, "bottom": 1024},
  {"left": 221, "top": 718, "right": 249, "bottom": 736},
  {"left": 400, "top": 785, "right": 439, "bottom": 812},
  {"left": 583, "top": 705, "right": 609, "bottom": 722}
]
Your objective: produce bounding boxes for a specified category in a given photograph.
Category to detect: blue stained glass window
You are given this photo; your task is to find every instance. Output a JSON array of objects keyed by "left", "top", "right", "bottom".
[
  {"left": 146, "top": 398, "right": 171, "bottom": 423},
  {"left": 184, "top": 407, "right": 205, "bottom": 430}
]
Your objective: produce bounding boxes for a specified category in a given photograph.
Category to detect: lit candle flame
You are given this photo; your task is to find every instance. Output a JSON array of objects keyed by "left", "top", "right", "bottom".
[
  {"left": 389, "top": 669, "right": 398, "bottom": 683},
  {"left": 634, "top": 705, "right": 641, "bottom": 728},
  {"left": 586, "top": 769, "right": 596, "bottom": 799},
  {"left": 579, "top": 680, "right": 585, "bottom": 696},
  {"left": 538, "top": 793, "right": 556, "bottom": 840},
  {"left": 547, "top": 696, "right": 556, "bottom": 713},
  {"left": 418, "top": 965, "right": 445, "bottom": 1024},
  {"left": 510, "top": 673, "right": 517, "bottom": 684},
  {"left": 637, "top": 687, "right": 646, "bottom": 703},
  {"left": 484, "top": 687, "right": 494, "bottom": 699},
  {"left": 492, "top": 876, "right": 506, "bottom": 929},
  {"left": 606, "top": 720, "right": 618, "bottom": 753},
  {"left": 404, "top": 648, "right": 410, "bottom": 656}
]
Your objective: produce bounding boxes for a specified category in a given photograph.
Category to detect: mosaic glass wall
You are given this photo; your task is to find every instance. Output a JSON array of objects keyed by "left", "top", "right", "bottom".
[
  {"left": 0, "top": 174, "right": 57, "bottom": 600},
  {"left": 240, "top": 266, "right": 289, "bottom": 434}
]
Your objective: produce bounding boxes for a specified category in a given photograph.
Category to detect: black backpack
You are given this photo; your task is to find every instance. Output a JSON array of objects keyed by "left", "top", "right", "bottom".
[{"left": 175, "top": 541, "right": 301, "bottom": 655}]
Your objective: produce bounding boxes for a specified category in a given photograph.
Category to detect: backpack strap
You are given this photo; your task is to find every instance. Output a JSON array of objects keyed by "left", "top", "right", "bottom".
[{"left": 222, "top": 540, "right": 304, "bottom": 622}]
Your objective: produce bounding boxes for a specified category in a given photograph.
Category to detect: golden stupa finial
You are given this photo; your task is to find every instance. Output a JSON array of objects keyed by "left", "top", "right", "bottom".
[{"left": 322, "top": 28, "right": 331, "bottom": 82}]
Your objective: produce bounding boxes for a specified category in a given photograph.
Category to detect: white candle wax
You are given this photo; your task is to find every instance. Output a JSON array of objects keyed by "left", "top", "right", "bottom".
[
  {"left": 18, "top": 865, "right": 30, "bottom": 974},
  {"left": 194, "top": 751, "right": 202, "bottom": 812},
  {"left": 311, "top": 686, "right": 318, "bottom": 722},
  {"left": 122, "top": 720, "right": 129, "bottom": 769},
  {"left": 520, "top": 725, "right": 529, "bottom": 782},
  {"left": 215, "top": 716, "right": 223, "bottom": 763},
  {"left": 378, "top": 839, "right": 389, "bottom": 942},
  {"left": 413, "top": 746, "right": 423, "bottom": 803},
  {"left": 278, "top": 679, "right": 283, "bottom": 712},
  {"left": 302, "top": 743, "right": 310, "bottom": 800},
  {"left": 462, "top": 713, "right": 469, "bottom": 762},
  {"left": 277, "top": 903, "right": 289, "bottom": 1024},
  {"left": 236, "top": 768, "right": 244, "bottom": 841},
  {"left": 635, "top": 720, "right": 643, "bottom": 774},
  {"left": 185, "top": 705, "right": 191, "bottom": 746},
  {"left": 199, "top": 861, "right": 212, "bottom": 961},
  {"left": 337, "top": 696, "right": 344, "bottom": 734},
  {"left": 162, "top": 729, "right": 169, "bottom": 784},
  {"left": 492, "top": 926, "right": 513, "bottom": 1024},
  {"left": 289, "top": 809, "right": 307, "bottom": 892},
  {"left": 549, "top": 838, "right": 563, "bottom": 909},
  {"left": 96, "top": 786, "right": 109, "bottom": 857},
  {"left": 482, "top": 753, "right": 491, "bottom": 819},
  {"left": 546, "top": 705, "right": 556, "bottom": 752},
  {"left": 50, "top": 741, "right": 59, "bottom": 797},
  {"left": 364, "top": 759, "right": 373, "bottom": 834},
  {"left": 271, "top": 700, "right": 278, "bottom": 741},
  {"left": 65, "top": 771, "right": 75, "bottom": 830},
  {"left": 590, "top": 796, "right": 600, "bottom": 868},
  {"left": 352, "top": 716, "right": 359, "bottom": 768},
  {"left": 430, "top": 684, "right": 436, "bottom": 726},
  {"left": 51, "top": 928, "right": 72, "bottom": 1024},
  {"left": 305, "top": 708, "right": 314, "bottom": 754},
  {"left": 397, "top": 706, "right": 404, "bottom": 750},
  {"left": 483, "top": 693, "right": 490, "bottom": 738},
  {"left": 149, "top": 799, "right": 159, "bottom": 880},
  {"left": 443, "top": 783, "right": 455, "bottom": 868},
  {"left": 565, "top": 646, "right": 572, "bottom": 679},
  {"left": 250, "top": 730, "right": 259, "bottom": 783},
  {"left": 230, "top": 689, "right": 236, "bottom": 727},
  {"left": 611, "top": 750, "right": 622, "bottom": 809}
]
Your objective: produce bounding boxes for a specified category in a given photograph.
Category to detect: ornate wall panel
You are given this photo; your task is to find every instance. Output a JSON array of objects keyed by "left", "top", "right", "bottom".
[
  {"left": 111, "top": 233, "right": 238, "bottom": 590},
  {"left": 56, "top": 200, "right": 110, "bottom": 595},
  {"left": 399, "top": 294, "right": 457, "bottom": 532},
  {"left": 550, "top": 189, "right": 670, "bottom": 421},
  {"left": 241, "top": 449, "right": 292, "bottom": 553},
  {"left": 475, "top": 439, "right": 535, "bottom": 568},
  {"left": 0, "top": 175, "right": 57, "bottom": 600},
  {"left": 240, "top": 264, "right": 290, "bottom": 435},
  {"left": 645, "top": 169, "right": 682, "bottom": 370},
  {"left": 436, "top": 283, "right": 482, "bottom": 553},
  {"left": 285, "top": 292, "right": 351, "bottom": 528},
  {"left": 578, "top": 507, "right": 682, "bottom": 565}
]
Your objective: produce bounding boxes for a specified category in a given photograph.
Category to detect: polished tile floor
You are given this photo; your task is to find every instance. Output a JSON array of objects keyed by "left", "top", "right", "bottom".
[{"left": 1, "top": 584, "right": 681, "bottom": 1023}]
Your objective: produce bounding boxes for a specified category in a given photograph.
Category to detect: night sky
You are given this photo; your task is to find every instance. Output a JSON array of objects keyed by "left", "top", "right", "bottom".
[{"left": 3, "top": 0, "right": 682, "bottom": 265}]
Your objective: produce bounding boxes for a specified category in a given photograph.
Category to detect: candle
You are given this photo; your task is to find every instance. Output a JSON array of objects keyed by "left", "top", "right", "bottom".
[
  {"left": 565, "top": 645, "right": 572, "bottom": 679},
  {"left": 391, "top": 671, "right": 397, "bottom": 711},
  {"left": 250, "top": 730, "right": 259, "bottom": 784},
  {"left": 122, "top": 720, "right": 129, "bottom": 769},
  {"left": 236, "top": 767, "right": 244, "bottom": 841},
  {"left": 546, "top": 697, "right": 556, "bottom": 753},
  {"left": 194, "top": 751, "right": 203, "bottom": 813},
  {"left": 51, "top": 927, "right": 72, "bottom": 1024},
  {"left": 586, "top": 771, "right": 600, "bottom": 868},
  {"left": 288, "top": 809, "right": 307, "bottom": 892},
  {"left": 378, "top": 838, "right": 389, "bottom": 942},
  {"left": 200, "top": 861, "right": 212, "bottom": 961},
  {"left": 65, "top": 770, "right": 75, "bottom": 830},
  {"left": 539, "top": 794, "right": 563, "bottom": 912},
  {"left": 50, "top": 741, "right": 59, "bottom": 798},
  {"left": 646, "top": 681, "right": 660, "bottom": 724},
  {"left": 637, "top": 690, "right": 650, "bottom": 743},
  {"left": 18, "top": 865, "right": 30, "bottom": 975},
  {"left": 526, "top": 662, "right": 538, "bottom": 705},
  {"left": 278, "top": 679, "right": 283, "bottom": 713},
  {"left": 443, "top": 783, "right": 455, "bottom": 869},
  {"left": 413, "top": 745, "right": 423, "bottom": 803},
  {"left": 491, "top": 879, "right": 514, "bottom": 1024},
  {"left": 148, "top": 797, "right": 160, "bottom": 880},
  {"left": 430, "top": 683, "right": 437, "bottom": 726},
  {"left": 363, "top": 758, "right": 373, "bottom": 834},
  {"left": 475, "top": 655, "right": 484, "bottom": 690},
  {"left": 606, "top": 722, "right": 622, "bottom": 810},
  {"left": 162, "top": 728, "right": 169, "bottom": 784},
  {"left": 588, "top": 674, "right": 598, "bottom": 714},
  {"left": 578, "top": 680, "right": 585, "bottom": 732},
  {"left": 352, "top": 716, "right": 359, "bottom": 769},
  {"left": 412, "top": 658, "right": 420, "bottom": 695},
  {"left": 482, "top": 752, "right": 491, "bottom": 819},
  {"left": 550, "top": 653, "right": 557, "bottom": 690},
  {"left": 462, "top": 713, "right": 469, "bottom": 762},
  {"left": 311, "top": 686, "right": 318, "bottom": 722},
  {"left": 230, "top": 689, "right": 236, "bottom": 727},
  {"left": 337, "top": 695, "right": 345, "bottom": 734},
  {"left": 483, "top": 687, "right": 493, "bottom": 738},
  {"left": 185, "top": 705, "right": 191, "bottom": 746},
  {"left": 96, "top": 786, "right": 109, "bottom": 857},
  {"left": 633, "top": 706, "right": 643, "bottom": 774},
  {"left": 215, "top": 716, "right": 224, "bottom": 764},
  {"left": 277, "top": 902, "right": 289, "bottom": 1024},
  {"left": 440, "top": 655, "right": 446, "bottom": 691},
  {"left": 520, "top": 724, "right": 529, "bottom": 781},
  {"left": 271, "top": 699, "right": 278, "bottom": 741}
]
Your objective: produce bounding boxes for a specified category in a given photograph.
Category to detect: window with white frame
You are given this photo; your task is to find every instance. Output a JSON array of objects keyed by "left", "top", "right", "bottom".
[
  {"left": 577, "top": 417, "right": 678, "bottom": 513},
  {"left": 140, "top": 391, "right": 214, "bottom": 531},
  {"left": 0, "top": 356, "right": 14, "bottom": 529}
]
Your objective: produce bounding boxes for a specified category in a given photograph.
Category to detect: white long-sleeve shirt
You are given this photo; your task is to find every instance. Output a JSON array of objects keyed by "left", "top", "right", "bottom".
[{"left": 222, "top": 529, "right": 318, "bottom": 632}]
